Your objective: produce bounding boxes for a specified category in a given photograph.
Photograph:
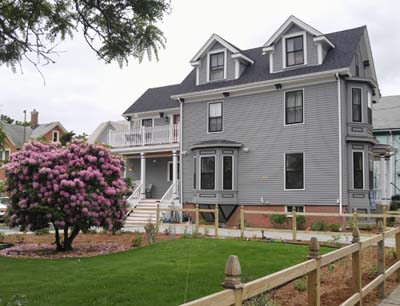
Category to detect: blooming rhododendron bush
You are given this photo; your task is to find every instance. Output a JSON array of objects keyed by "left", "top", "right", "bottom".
[{"left": 4, "top": 141, "right": 127, "bottom": 251}]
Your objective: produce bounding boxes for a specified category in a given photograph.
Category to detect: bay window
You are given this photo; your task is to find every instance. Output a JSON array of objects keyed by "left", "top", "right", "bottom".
[{"left": 200, "top": 156, "right": 215, "bottom": 190}]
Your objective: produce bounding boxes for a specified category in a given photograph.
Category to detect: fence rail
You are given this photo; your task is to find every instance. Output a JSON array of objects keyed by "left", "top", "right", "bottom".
[{"left": 180, "top": 224, "right": 400, "bottom": 306}]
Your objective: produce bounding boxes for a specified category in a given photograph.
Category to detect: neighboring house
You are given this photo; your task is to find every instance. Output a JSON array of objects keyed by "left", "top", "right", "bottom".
[
  {"left": 373, "top": 95, "right": 400, "bottom": 199},
  {"left": 88, "top": 120, "right": 129, "bottom": 145},
  {"left": 113, "top": 16, "right": 391, "bottom": 225},
  {"left": 0, "top": 109, "right": 67, "bottom": 181}
]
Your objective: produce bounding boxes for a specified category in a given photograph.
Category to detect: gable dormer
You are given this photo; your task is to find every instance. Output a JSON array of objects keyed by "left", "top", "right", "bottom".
[
  {"left": 262, "top": 16, "right": 335, "bottom": 73},
  {"left": 190, "top": 34, "right": 254, "bottom": 85}
]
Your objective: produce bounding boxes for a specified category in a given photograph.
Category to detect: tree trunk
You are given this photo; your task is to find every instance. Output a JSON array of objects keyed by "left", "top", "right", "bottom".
[
  {"left": 53, "top": 225, "right": 80, "bottom": 252},
  {"left": 53, "top": 224, "right": 63, "bottom": 251}
]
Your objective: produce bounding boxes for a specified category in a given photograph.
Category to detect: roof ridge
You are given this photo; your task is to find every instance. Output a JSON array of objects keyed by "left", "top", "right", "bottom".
[{"left": 324, "top": 25, "right": 366, "bottom": 36}]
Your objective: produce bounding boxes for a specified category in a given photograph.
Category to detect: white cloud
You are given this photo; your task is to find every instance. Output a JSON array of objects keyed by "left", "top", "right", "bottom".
[{"left": 1, "top": 0, "right": 399, "bottom": 134}]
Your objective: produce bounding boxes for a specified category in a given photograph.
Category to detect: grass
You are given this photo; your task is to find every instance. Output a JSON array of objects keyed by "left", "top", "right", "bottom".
[{"left": 0, "top": 239, "right": 332, "bottom": 306}]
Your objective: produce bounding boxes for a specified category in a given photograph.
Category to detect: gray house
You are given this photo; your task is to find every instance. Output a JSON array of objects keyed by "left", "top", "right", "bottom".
[{"left": 114, "top": 16, "right": 390, "bottom": 225}]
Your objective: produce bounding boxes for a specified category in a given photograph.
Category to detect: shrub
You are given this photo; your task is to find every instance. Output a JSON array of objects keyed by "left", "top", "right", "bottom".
[
  {"left": 34, "top": 228, "right": 50, "bottom": 235},
  {"left": 144, "top": 222, "right": 157, "bottom": 244},
  {"left": 296, "top": 215, "right": 306, "bottom": 229},
  {"left": 131, "top": 231, "right": 142, "bottom": 248},
  {"left": 245, "top": 294, "right": 278, "bottom": 306},
  {"left": 269, "top": 214, "right": 288, "bottom": 226},
  {"left": 0, "top": 231, "right": 5, "bottom": 242},
  {"left": 329, "top": 223, "right": 341, "bottom": 232},
  {"left": 4, "top": 141, "right": 128, "bottom": 251},
  {"left": 311, "top": 220, "right": 328, "bottom": 231},
  {"left": 293, "top": 278, "right": 307, "bottom": 292}
]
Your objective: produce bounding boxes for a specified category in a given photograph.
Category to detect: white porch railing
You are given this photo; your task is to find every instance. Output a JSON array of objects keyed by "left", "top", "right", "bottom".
[
  {"left": 126, "top": 182, "right": 142, "bottom": 209},
  {"left": 159, "top": 180, "right": 180, "bottom": 222},
  {"left": 109, "top": 124, "right": 180, "bottom": 148}
]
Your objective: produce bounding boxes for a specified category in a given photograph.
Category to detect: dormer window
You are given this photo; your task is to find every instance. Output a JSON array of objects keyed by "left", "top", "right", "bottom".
[
  {"left": 286, "top": 35, "right": 304, "bottom": 67},
  {"left": 208, "top": 50, "right": 225, "bottom": 81}
]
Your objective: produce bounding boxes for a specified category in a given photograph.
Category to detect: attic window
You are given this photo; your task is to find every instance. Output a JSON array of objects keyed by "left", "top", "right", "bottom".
[
  {"left": 52, "top": 130, "right": 59, "bottom": 142},
  {"left": 209, "top": 51, "right": 225, "bottom": 81},
  {"left": 286, "top": 35, "right": 304, "bottom": 67}
]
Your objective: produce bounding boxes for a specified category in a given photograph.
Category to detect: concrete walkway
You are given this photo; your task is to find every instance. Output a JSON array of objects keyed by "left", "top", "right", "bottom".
[{"left": 379, "top": 286, "right": 400, "bottom": 305}]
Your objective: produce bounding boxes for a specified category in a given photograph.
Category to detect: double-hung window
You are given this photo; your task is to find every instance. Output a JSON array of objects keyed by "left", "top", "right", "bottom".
[
  {"left": 353, "top": 152, "right": 364, "bottom": 189},
  {"left": 193, "top": 157, "right": 197, "bottom": 189},
  {"left": 209, "top": 52, "right": 225, "bottom": 81},
  {"left": 223, "top": 155, "right": 233, "bottom": 190},
  {"left": 0, "top": 150, "right": 10, "bottom": 162},
  {"left": 285, "top": 90, "right": 303, "bottom": 125},
  {"left": 286, "top": 35, "right": 304, "bottom": 67},
  {"left": 208, "top": 102, "right": 223, "bottom": 133},
  {"left": 200, "top": 156, "right": 215, "bottom": 190},
  {"left": 285, "top": 153, "right": 304, "bottom": 190},
  {"left": 352, "top": 88, "right": 362, "bottom": 122}
]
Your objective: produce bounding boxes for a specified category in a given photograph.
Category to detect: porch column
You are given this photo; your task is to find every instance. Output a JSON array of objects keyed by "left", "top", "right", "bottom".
[
  {"left": 380, "top": 154, "right": 386, "bottom": 205},
  {"left": 140, "top": 153, "right": 146, "bottom": 199},
  {"left": 172, "top": 150, "right": 178, "bottom": 199},
  {"left": 386, "top": 155, "right": 392, "bottom": 205},
  {"left": 123, "top": 157, "right": 127, "bottom": 179}
]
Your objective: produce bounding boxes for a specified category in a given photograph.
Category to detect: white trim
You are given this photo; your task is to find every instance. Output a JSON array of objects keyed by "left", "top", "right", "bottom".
[
  {"left": 207, "top": 101, "right": 224, "bottom": 134},
  {"left": 52, "top": 130, "right": 60, "bottom": 142},
  {"left": 196, "top": 67, "right": 200, "bottom": 86},
  {"left": 167, "top": 160, "right": 180, "bottom": 181},
  {"left": 282, "top": 31, "right": 307, "bottom": 69},
  {"left": 0, "top": 148, "right": 11, "bottom": 161},
  {"left": 313, "top": 36, "right": 335, "bottom": 48},
  {"left": 316, "top": 43, "right": 323, "bottom": 65},
  {"left": 352, "top": 150, "right": 365, "bottom": 190},
  {"left": 111, "top": 143, "right": 179, "bottom": 154},
  {"left": 283, "top": 88, "right": 305, "bottom": 126},
  {"left": 140, "top": 117, "right": 155, "bottom": 127},
  {"left": 123, "top": 107, "right": 180, "bottom": 118},
  {"left": 336, "top": 74, "right": 343, "bottom": 214},
  {"left": 193, "top": 156, "right": 197, "bottom": 190},
  {"left": 171, "top": 68, "right": 350, "bottom": 101},
  {"left": 284, "top": 205, "right": 305, "bottom": 213},
  {"left": 263, "top": 15, "right": 323, "bottom": 47},
  {"left": 221, "top": 154, "right": 234, "bottom": 191},
  {"left": 199, "top": 155, "right": 217, "bottom": 191},
  {"left": 351, "top": 86, "right": 363, "bottom": 123},
  {"left": 207, "top": 48, "right": 227, "bottom": 82},
  {"left": 231, "top": 52, "right": 254, "bottom": 64},
  {"left": 234, "top": 59, "right": 240, "bottom": 79},
  {"left": 262, "top": 46, "right": 275, "bottom": 53},
  {"left": 284, "top": 152, "right": 305, "bottom": 191},
  {"left": 190, "top": 33, "right": 240, "bottom": 64},
  {"left": 269, "top": 52, "right": 274, "bottom": 73}
]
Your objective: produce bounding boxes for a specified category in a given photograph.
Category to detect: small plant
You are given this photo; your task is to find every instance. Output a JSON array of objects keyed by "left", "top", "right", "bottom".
[
  {"left": 367, "top": 264, "right": 378, "bottom": 279},
  {"left": 131, "top": 231, "right": 142, "bottom": 248},
  {"left": 81, "top": 228, "right": 98, "bottom": 234},
  {"left": 269, "top": 214, "right": 288, "bottom": 227},
  {"left": 34, "top": 228, "right": 50, "bottom": 235},
  {"left": 203, "top": 227, "right": 209, "bottom": 237},
  {"left": 183, "top": 227, "right": 192, "bottom": 239},
  {"left": 0, "top": 231, "right": 5, "bottom": 242},
  {"left": 163, "top": 228, "right": 171, "bottom": 236},
  {"left": 388, "top": 248, "right": 397, "bottom": 260},
  {"left": 192, "top": 230, "right": 200, "bottom": 239},
  {"left": 144, "top": 222, "right": 157, "bottom": 244},
  {"left": 245, "top": 293, "right": 279, "bottom": 306},
  {"left": 329, "top": 223, "right": 341, "bottom": 232},
  {"left": 329, "top": 235, "right": 342, "bottom": 247},
  {"left": 16, "top": 235, "right": 24, "bottom": 244},
  {"left": 296, "top": 215, "right": 306, "bottom": 229},
  {"left": 311, "top": 220, "right": 328, "bottom": 231},
  {"left": 293, "top": 278, "right": 307, "bottom": 292},
  {"left": 327, "top": 263, "right": 335, "bottom": 272}
]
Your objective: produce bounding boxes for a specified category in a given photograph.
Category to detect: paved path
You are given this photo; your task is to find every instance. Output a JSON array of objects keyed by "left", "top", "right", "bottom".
[{"left": 379, "top": 285, "right": 400, "bottom": 305}]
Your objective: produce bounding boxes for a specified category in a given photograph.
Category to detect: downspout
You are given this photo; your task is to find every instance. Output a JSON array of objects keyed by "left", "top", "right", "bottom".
[
  {"left": 336, "top": 73, "right": 343, "bottom": 214},
  {"left": 179, "top": 98, "right": 184, "bottom": 207}
]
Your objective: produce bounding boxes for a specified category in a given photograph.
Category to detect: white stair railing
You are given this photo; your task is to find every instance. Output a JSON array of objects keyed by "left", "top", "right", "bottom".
[
  {"left": 127, "top": 182, "right": 143, "bottom": 211},
  {"left": 159, "top": 180, "right": 180, "bottom": 222}
]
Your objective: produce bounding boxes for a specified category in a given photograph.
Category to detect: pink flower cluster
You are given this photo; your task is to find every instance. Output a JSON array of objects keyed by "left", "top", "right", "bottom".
[{"left": 5, "top": 141, "right": 128, "bottom": 232}]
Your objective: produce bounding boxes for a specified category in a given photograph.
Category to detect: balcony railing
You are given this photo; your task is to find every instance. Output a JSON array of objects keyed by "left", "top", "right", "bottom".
[{"left": 109, "top": 124, "right": 180, "bottom": 148}]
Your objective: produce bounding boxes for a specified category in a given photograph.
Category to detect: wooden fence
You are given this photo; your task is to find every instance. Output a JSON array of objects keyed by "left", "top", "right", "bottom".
[
  {"left": 128, "top": 205, "right": 399, "bottom": 240},
  {"left": 179, "top": 222, "right": 400, "bottom": 306}
]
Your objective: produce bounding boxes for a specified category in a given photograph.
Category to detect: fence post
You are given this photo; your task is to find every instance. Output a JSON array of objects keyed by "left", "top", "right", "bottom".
[
  {"left": 195, "top": 204, "right": 199, "bottom": 234},
  {"left": 353, "top": 208, "right": 358, "bottom": 229},
  {"left": 383, "top": 206, "right": 387, "bottom": 230},
  {"left": 214, "top": 205, "right": 219, "bottom": 237},
  {"left": 377, "top": 220, "right": 385, "bottom": 299},
  {"left": 307, "top": 237, "right": 321, "bottom": 306},
  {"left": 221, "top": 255, "right": 243, "bottom": 306},
  {"left": 240, "top": 206, "right": 245, "bottom": 239},
  {"left": 156, "top": 204, "right": 160, "bottom": 232},
  {"left": 396, "top": 229, "right": 400, "bottom": 283},
  {"left": 292, "top": 207, "right": 297, "bottom": 241},
  {"left": 352, "top": 226, "right": 362, "bottom": 306}
]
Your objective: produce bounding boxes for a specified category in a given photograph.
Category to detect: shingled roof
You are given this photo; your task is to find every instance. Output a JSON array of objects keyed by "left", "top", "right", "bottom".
[
  {"left": 123, "top": 26, "right": 366, "bottom": 115},
  {"left": 373, "top": 95, "right": 400, "bottom": 131}
]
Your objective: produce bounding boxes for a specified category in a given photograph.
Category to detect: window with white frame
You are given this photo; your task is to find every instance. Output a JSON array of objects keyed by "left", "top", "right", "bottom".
[
  {"left": 167, "top": 161, "right": 180, "bottom": 182},
  {"left": 209, "top": 51, "right": 225, "bottom": 81},
  {"left": 352, "top": 88, "right": 362, "bottom": 123},
  {"left": 0, "top": 149, "right": 10, "bottom": 162},
  {"left": 200, "top": 156, "right": 215, "bottom": 190},
  {"left": 222, "top": 155, "right": 233, "bottom": 190},
  {"left": 285, "top": 205, "right": 305, "bottom": 213},
  {"left": 353, "top": 151, "right": 364, "bottom": 189},
  {"left": 285, "top": 90, "right": 303, "bottom": 125},
  {"left": 285, "top": 153, "right": 304, "bottom": 190},
  {"left": 52, "top": 131, "right": 59, "bottom": 142},
  {"left": 208, "top": 102, "right": 223, "bottom": 133},
  {"left": 285, "top": 35, "right": 304, "bottom": 67}
]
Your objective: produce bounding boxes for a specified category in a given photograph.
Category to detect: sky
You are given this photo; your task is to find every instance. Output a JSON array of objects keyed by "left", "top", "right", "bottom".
[{"left": 1, "top": 0, "right": 400, "bottom": 135}]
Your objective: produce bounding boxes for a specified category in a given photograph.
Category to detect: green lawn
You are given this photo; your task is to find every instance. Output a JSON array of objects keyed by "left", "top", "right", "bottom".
[{"left": 0, "top": 239, "right": 332, "bottom": 306}]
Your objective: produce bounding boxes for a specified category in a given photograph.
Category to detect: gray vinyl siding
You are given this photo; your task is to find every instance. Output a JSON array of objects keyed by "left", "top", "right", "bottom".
[
  {"left": 272, "top": 28, "right": 319, "bottom": 73},
  {"left": 349, "top": 31, "right": 376, "bottom": 82},
  {"left": 198, "top": 42, "right": 236, "bottom": 85},
  {"left": 182, "top": 81, "right": 342, "bottom": 206},
  {"left": 126, "top": 157, "right": 172, "bottom": 199}
]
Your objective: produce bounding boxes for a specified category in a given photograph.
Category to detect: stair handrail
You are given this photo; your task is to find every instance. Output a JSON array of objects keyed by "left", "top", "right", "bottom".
[
  {"left": 160, "top": 181, "right": 176, "bottom": 209},
  {"left": 127, "top": 182, "right": 143, "bottom": 210}
]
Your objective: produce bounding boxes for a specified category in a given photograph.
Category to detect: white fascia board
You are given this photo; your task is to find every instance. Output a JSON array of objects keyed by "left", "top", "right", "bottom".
[
  {"left": 190, "top": 60, "right": 201, "bottom": 67},
  {"left": 190, "top": 33, "right": 241, "bottom": 64},
  {"left": 313, "top": 36, "right": 335, "bottom": 48},
  {"left": 111, "top": 143, "right": 180, "bottom": 155},
  {"left": 263, "top": 15, "right": 323, "bottom": 47},
  {"left": 171, "top": 68, "right": 350, "bottom": 102},
  {"left": 123, "top": 107, "right": 180, "bottom": 118},
  {"left": 231, "top": 52, "right": 254, "bottom": 64},
  {"left": 262, "top": 46, "right": 274, "bottom": 53}
]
